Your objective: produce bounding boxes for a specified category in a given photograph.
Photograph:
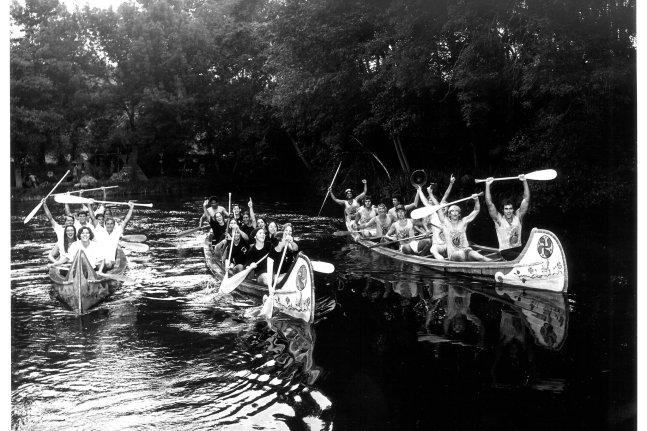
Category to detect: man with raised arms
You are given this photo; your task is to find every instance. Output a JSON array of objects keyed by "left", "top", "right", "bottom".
[
  {"left": 353, "top": 195, "right": 377, "bottom": 236},
  {"left": 385, "top": 205, "right": 432, "bottom": 256},
  {"left": 436, "top": 195, "right": 490, "bottom": 262},
  {"left": 484, "top": 175, "right": 530, "bottom": 260},
  {"left": 200, "top": 196, "right": 229, "bottom": 227},
  {"left": 89, "top": 201, "right": 135, "bottom": 270},
  {"left": 416, "top": 175, "right": 455, "bottom": 260},
  {"left": 358, "top": 203, "right": 393, "bottom": 239},
  {"left": 328, "top": 179, "right": 367, "bottom": 221},
  {"left": 388, "top": 192, "right": 420, "bottom": 220}
]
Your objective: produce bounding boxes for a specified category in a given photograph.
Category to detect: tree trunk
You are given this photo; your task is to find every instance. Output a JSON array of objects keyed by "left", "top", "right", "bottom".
[
  {"left": 286, "top": 130, "right": 312, "bottom": 171},
  {"left": 396, "top": 135, "right": 411, "bottom": 173},
  {"left": 393, "top": 137, "right": 407, "bottom": 173}
]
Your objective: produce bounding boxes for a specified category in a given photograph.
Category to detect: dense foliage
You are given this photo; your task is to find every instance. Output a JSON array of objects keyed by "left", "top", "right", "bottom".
[{"left": 11, "top": 0, "right": 636, "bottom": 212}]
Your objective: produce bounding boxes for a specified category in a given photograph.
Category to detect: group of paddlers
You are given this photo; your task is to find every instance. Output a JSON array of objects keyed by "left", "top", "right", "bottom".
[
  {"left": 329, "top": 175, "right": 530, "bottom": 262},
  {"left": 41, "top": 188, "right": 136, "bottom": 272},
  {"left": 200, "top": 196, "right": 299, "bottom": 286}
]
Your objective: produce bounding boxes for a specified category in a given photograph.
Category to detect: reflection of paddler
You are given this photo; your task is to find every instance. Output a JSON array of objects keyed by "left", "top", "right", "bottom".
[
  {"left": 491, "top": 307, "right": 537, "bottom": 386},
  {"left": 443, "top": 286, "right": 484, "bottom": 346}
]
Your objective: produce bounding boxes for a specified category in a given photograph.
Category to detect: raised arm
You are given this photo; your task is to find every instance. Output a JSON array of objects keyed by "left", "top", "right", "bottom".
[
  {"left": 441, "top": 175, "right": 455, "bottom": 203},
  {"left": 462, "top": 195, "right": 481, "bottom": 224},
  {"left": 418, "top": 186, "right": 431, "bottom": 207},
  {"left": 517, "top": 174, "right": 531, "bottom": 221},
  {"left": 41, "top": 199, "right": 57, "bottom": 229},
  {"left": 328, "top": 188, "right": 345, "bottom": 205},
  {"left": 87, "top": 200, "right": 99, "bottom": 227},
  {"left": 65, "top": 203, "right": 73, "bottom": 217},
  {"left": 355, "top": 179, "right": 367, "bottom": 201},
  {"left": 484, "top": 178, "right": 500, "bottom": 223},
  {"left": 404, "top": 189, "right": 420, "bottom": 211},
  {"left": 248, "top": 199, "right": 257, "bottom": 228},
  {"left": 120, "top": 202, "right": 135, "bottom": 230}
]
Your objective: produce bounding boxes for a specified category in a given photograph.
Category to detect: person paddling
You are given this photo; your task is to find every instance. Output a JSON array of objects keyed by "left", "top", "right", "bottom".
[
  {"left": 436, "top": 195, "right": 490, "bottom": 262},
  {"left": 268, "top": 223, "right": 299, "bottom": 284},
  {"left": 484, "top": 175, "right": 530, "bottom": 260},
  {"left": 246, "top": 228, "right": 272, "bottom": 285},
  {"left": 328, "top": 179, "right": 368, "bottom": 221}
]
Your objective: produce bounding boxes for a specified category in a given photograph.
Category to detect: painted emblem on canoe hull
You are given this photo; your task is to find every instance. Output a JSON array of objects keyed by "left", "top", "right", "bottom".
[{"left": 273, "top": 256, "right": 315, "bottom": 323}]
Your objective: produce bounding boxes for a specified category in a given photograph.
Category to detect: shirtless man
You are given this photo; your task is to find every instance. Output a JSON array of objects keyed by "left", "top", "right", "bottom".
[
  {"left": 484, "top": 175, "right": 530, "bottom": 260},
  {"left": 200, "top": 196, "right": 229, "bottom": 227},
  {"left": 388, "top": 191, "right": 420, "bottom": 220},
  {"left": 416, "top": 175, "right": 455, "bottom": 259},
  {"left": 385, "top": 205, "right": 432, "bottom": 256},
  {"left": 353, "top": 196, "right": 377, "bottom": 236},
  {"left": 358, "top": 203, "right": 393, "bottom": 238},
  {"left": 328, "top": 179, "right": 367, "bottom": 221},
  {"left": 437, "top": 195, "right": 490, "bottom": 262}
]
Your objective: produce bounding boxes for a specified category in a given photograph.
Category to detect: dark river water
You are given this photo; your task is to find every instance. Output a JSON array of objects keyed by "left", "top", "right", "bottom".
[{"left": 10, "top": 192, "right": 636, "bottom": 431}]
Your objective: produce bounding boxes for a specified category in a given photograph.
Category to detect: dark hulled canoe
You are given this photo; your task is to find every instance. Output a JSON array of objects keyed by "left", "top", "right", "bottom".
[
  {"left": 346, "top": 220, "right": 568, "bottom": 292},
  {"left": 203, "top": 234, "right": 315, "bottom": 323},
  {"left": 49, "top": 247, "right": 128, "bottom": 314}
]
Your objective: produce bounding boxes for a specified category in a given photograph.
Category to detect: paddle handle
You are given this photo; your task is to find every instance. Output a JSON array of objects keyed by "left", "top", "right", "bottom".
[
  {"left": 317, "top": 160, "right": 343, "bottom": 217},
  {"left": 53, "top": 185, "right": 118, "bottom": 195},
  {"left": 23, "top": 170, "right": 70, "bottom": 224},
  {"left": 475, "top": 176, "right": 519, "bottom": 183},
  {"left": 94, "top": 200, "right": 153, "bottom": 207},
  {"left": 368, "top": 231, "right": 431, "bottom": 248},
  {"left": 44, "top": 171, "right": 71, "bottom": 199}
]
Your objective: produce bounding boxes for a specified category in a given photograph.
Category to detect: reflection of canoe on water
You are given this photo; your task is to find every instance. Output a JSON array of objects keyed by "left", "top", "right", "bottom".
[
  {"left": 347, "top": 221, "right": 568, "bottom": 292},
  {"left": 49, "top": 247, "right": 128, "bottom": 314},
  {"left": 203, "top": 234, "right": 315, "bottom": 323}
]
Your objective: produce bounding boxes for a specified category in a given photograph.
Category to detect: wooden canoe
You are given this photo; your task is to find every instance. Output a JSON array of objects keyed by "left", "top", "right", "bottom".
[
  {"left": 203, "top": 234, "right": 316, "bottom": 323},
  {"left": 49, "top": 246, "right": 128, "bottom": 314},
  {"left": 345, "top": 219, "right": 568, "bottom": 292}
]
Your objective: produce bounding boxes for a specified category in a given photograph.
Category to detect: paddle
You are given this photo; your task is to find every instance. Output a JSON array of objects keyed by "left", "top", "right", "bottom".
[
  {"left": 260, "top": 246, "right": 288, "bottom": 319},
  {"left": 222, "top": 231, "right": 236, "bottom": 283},
  {"left": 317, "top": 160, "right": 343, "bottom": 217},
  {"left": 367, "top": 231, "right": 432, "bottom": 248},
  {"left": 119, "top": 241, "right": 150, "bottom": 252},
  {"left": 220, "top": 254, "right": 269, "bottom": 294},
  {"left": 23, "top": 170, "right": 70, "bottom": 224},
  {"left": 121, "top": 234, "right": 147, "bottom": 242},
  {"left": 474, "top": 169, "right": 557, "bottom": 183},
  {"left": 410, "top": 192, "right": 484, "bottom": 220},
  {"left": 311, "top": 261, "right": 335, "bottom": 273},
  {"left": 54, "top": 194, "right": 153, "bottom": 207},
  {"left": 333, "top": 230, "right": 359, "bottom": 236},
  {"left": 53, "top": 185, "right": 118, "bottom": 195},
  {"left": 176, "top": 225, "right": 209, "bottom": 237}
]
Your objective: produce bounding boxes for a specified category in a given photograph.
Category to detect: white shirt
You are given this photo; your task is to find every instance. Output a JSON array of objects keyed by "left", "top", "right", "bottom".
[
  {"left": 68, "top": 240, "right": 103, "bottom": 268},
  {"left": 74, "top": 220, "right": 95, "bottom": 235},
  {"left": 54, "top": 223, "right": 75, "bottom": 259},
  {"left": 102, "top": 225, "right": 124, "bottom": 262}
]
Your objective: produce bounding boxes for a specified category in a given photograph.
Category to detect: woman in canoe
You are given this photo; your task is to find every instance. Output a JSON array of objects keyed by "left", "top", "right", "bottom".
[
  {"left": 215, "top": 220, "right": 249, "bottom": 274},
  {"left": 41, "top": 199, "right": 76, "bottom": 263},
  {"left": 328, "top": 179, "right": 368, "bottom": 220},
  {"left": 48, "top": 226, "right": 105, "bottom": 272},
  {"left": 48, "top": 225, "right": 77, "bottom": 264},
  {"left": 246, "top": 228, "right": 272, "bottom": 285},
  {"left": 206, "top": 209, "right": 228, "bottom": 245},
  {"left": 267, "top": 220, "right": 279, "bottom": 242},
  {"left": 436, "top": 195, "right": 490, "bottom": 262},
  {"left": 268, "top": 223, "right": 299, "bottom": 283}
]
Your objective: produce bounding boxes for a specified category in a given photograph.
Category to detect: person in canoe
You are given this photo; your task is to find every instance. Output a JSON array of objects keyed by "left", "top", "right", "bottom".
[
  {"left": 328, "top": 179, "right": 368, "bottom": 221},
  {"left": 80, "top": 187, "right": 107, "bottom": 215},
  {"left": 268, "top": 223, "right": 299, "bottom": 283},
  {"left": 385, "top": 205, "right": 432, "bottom": 256},
  {"left": 90, "top": 201, "right": 135, "bottom": 270},
  {"left": 388, "top": 191, "right": 419, "bottom": 220},
  {"left": 484, "top": 175, "right": 530, "bottom": 260},
  {"left": 239, "top": 199, "right": 257, "bottom": 238},
  {"left": 267, "top": 220, "right": 280, "bottom": 243},
  {"left": 436, "top": 195, "right": 491, "bottom": 262},
  {"left": 215, "top": 220, "right": 249, "bottom": 274},
  {"left": 41, "top": 199, "right": 76, "bottom": 263},
  {"left": 246, "top": 227, "right": 272, "bottom": 285},
  {"left": 207, "top": 211, "right": 228, "bottom": 246},
  {"left": 47, "top": 226, "right": 105, "bottom": 272},
  {"left": 353, "top": 195, "right": 378, "bottom": 236},
  {"left": 200, "top": 196, "right": 229, "bottom": 227},
  {"left": 416, "top": 175, "right": 455, "bottom": 260},
  {"left": 231, "top": 203, "right": 243, "bottom": 225},
  {"left": 358, "top": 203, "right": 393, "bottom": 239}
]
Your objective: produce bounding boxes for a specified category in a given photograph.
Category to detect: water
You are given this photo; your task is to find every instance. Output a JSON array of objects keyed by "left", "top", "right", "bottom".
[{"left": 10, "top": 193, "right": 636, "bottom": 430}]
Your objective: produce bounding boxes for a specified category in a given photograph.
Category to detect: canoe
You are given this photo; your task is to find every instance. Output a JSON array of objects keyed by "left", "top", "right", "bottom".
[
  {"left": 203, "top": 234, "right": 316, "bottom": 323},
  {"left": 345, "top": 219, "right": 568, "bottom": 292},
  {"left": 49, "top": 246, "right": 128, "bottom": 314}
]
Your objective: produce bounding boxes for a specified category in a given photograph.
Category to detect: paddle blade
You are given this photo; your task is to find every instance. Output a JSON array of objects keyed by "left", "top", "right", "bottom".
[
  {"left": 54, "top": 194, "right": 91, "bottom": 204},
  {"left": 220, "top": 267, "right": 253, "bottom": 293},
  {"left": 176, "top": 226, "right": 208, "bottom": 237},
  {"left": 121, "top": 234, "right": 147, "bottom": 242},
  {"left": 410, "top": 204, "right": 439, "bottom": 220},
  {"left": 311, "top": 261, "right": 335, "bottom": 274},
  {"left": 23, "top": 202, "right": 43, "bottom": 224},
  {"left": 333, "top": 231, "right": 355, "bottom": 236},
  {"left": 119, "top": 241, "right": 149, "bottom": 252},
  {"left": 526, "top": 169, "right": 557, "bottom": 181}
]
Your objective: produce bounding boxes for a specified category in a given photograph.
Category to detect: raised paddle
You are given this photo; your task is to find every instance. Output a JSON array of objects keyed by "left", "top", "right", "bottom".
[
  {"left": 53, "top": 185, "right": 118, "bottom": 195},
  {"left": 368, "top": 231, "right": 432, "bottom": 248},
  {"left": 176, "top": 225, "right": 209, "bottom": 237},
  {"left": 261, "top": 246, "right": 288, "bottom": 319},
  {"left": 311, "top": 261, "right": 335, "bottom": 274},
  {"left": 53, "top": 194, "right": 153, "bottom": 207},
  {"left": 317, "top": 160, "right": 343, "bottom": 217},
  {"left": 474, "top": 169, "right": 557, "bottom": 183},
  {"left": 119, "top": 241, "right": 150, "bottom": 252},
  {"left": 220, "top": 254, "right": 269, "bottom": 294},
  {"left": 410, "top": 192, "right": 484, "bottom": 220},
  {"left": 121, "top": 234, "right": 147, "bottom": 242},
  {"left": 23, "top": 170, "right": 70, "bottom": 224}
]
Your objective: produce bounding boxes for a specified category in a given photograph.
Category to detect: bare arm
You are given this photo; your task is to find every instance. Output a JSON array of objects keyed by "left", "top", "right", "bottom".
[
  {"left": 441, "top": 174, "right": 455, "bottom": 203},
  {"left": 41, "top": 200, "right": 57, "bottom": 229},
  {"left": 462, "top": 195, "right": 481, "bottom": 224},
  {"left": 248, "top": 199, "right": 257, "bottom": 228},
  {"left": 385, "top": 223, "right": 397, "bottom": 239},
  {"left": 120, "top": 202, "right": 135, "bottom": 230},
  {"left": 517, "top": 175, "right": 531, "bottom": 221},
  {"left": 355, "top": 179, "right": 367, "bottom": 201},
  {"left": 418, "top": 187, "right": 431, "bottom": 206},
  {"left": 87, "top": 200, "right": 99, "bottom": 227},
  {"left": 404, "top": 190, "right": 420, "bottom": 211},
  {"left": 484, "top": 178, "right": 500, "bottom": 224},
  {"left": 102, "top": 187, "right": 107, "bottom": 202},
  {"left": 237, "top": 226, "right": 249, "bottom": 242},
  {"left": 65, "top": 203, "right": 73, "bottom": 217},
  {"left": 328, "top": 188, "right": 346, "bottom": 205}
]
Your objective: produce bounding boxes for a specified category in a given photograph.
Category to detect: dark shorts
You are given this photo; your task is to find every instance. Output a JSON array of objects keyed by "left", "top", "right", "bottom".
[{"left": 500, "top": 246, "right": 523, "bottom": 261}]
